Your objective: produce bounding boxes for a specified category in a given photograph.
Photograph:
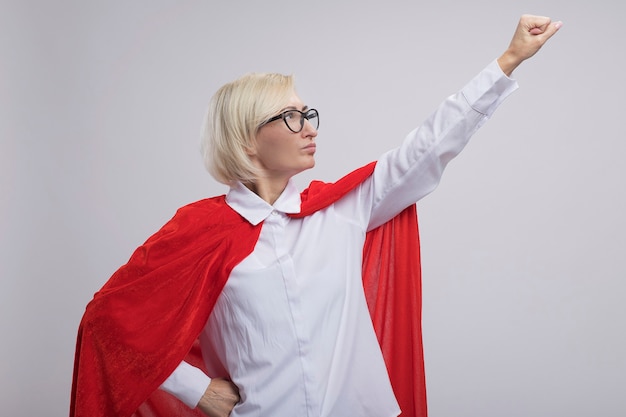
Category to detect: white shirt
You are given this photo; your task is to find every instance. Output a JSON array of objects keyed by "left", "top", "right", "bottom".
[{"left": 161, "top": 60, "right": 518, "bottom": 416}]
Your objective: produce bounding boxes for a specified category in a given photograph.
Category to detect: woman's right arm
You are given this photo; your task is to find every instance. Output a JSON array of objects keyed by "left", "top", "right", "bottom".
[
  {"left": 196, "top": 378, "right": 240, "bottom": 417},
  {"left": 159, "top": 361, "right": 212, "bottom": 409},
  {"left": 160, "top": 362, "right": 239, "bottom": 416}
]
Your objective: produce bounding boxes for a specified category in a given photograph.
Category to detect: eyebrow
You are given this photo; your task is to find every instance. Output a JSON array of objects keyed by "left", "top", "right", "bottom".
[{"left": 280, "top": 105, "right": 309, "bottom": 112}]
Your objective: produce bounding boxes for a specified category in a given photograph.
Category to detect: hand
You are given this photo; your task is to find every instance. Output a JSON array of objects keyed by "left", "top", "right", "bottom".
[
  {"left": 497, "top": 14, "right": 563, "bottom": 76},
  {"left": 197, "top": 377, "right": 240, "bottom": 417}
]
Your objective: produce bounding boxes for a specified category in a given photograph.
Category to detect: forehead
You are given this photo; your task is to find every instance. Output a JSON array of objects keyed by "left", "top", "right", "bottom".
[{"left": 282, "top": 94, "right": 306, "bottom": 110}]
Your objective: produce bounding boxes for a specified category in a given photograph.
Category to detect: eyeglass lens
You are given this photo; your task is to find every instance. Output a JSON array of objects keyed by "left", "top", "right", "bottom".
[{"left": 284, "top": 109, "right": 319, "bottom": 133}]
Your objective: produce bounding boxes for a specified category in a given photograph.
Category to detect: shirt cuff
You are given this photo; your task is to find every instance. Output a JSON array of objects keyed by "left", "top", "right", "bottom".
[
  {"left": 159, "top": 361, "right": 211, "bottom": 408},
  {"left": 461, "top": 59, "right": 519, "bottom": 116}
]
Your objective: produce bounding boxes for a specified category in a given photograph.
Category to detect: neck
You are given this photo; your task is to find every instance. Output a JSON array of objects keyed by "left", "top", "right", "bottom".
[{"left": 244, "top": 177, "right": 290, "bottom": 205}]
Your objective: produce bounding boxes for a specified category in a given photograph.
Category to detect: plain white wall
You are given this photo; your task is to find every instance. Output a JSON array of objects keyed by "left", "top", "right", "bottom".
[{"left": 2, "top": 1, "right": 625, "bottom": 416}]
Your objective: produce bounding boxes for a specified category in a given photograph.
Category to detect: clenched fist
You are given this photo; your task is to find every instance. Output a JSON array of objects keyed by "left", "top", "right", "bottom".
[
  {"left": 498, "top": 14, "right": 563, "bottom": 76},
  {"left": 197, "top": 378, "right": 240, "bottom": 417}
]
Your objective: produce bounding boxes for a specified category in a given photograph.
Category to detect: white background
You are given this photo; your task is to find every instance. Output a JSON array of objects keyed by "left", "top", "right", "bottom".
[{"left": 2, "top": 1, "right": 625, "bottom": 416}]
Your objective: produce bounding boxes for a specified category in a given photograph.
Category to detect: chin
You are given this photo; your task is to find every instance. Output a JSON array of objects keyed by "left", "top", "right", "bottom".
[{"left": 293, "top": 164, "right": 314, "bottom": 178}]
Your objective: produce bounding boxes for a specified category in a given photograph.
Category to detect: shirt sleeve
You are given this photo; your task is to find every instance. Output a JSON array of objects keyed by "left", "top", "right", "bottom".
[
  {"left": 159, "top": 361, "right": 212, "bottom": 408},
  {"left": 366, "top": 59, "right": 519, "bottom": 230}
]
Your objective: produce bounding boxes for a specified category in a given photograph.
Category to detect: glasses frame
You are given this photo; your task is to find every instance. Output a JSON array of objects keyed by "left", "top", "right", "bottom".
[{"left": 261, "top": 108, "right": 319, "bottom": 133}]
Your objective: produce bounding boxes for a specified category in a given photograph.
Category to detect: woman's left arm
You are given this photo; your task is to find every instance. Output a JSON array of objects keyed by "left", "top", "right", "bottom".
[
  {"left": 498, "top": 15, "right": 562, "bottom": 76},
  {"left": 367, "top": 60, "right": 517, "bottom": 230},
  {"left": 367, "top": 14, "right": 561, "bottom": 230}
]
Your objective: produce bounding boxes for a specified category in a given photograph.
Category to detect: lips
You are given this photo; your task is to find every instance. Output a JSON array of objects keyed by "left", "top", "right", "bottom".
[{"left": 303, "top": 144, "right": 316, "bottom": 152}]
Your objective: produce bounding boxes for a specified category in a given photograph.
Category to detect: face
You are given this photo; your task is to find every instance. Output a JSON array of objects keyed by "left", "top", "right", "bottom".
[{"left": 247, "top": 94, "right": 318, "bottom": 181}]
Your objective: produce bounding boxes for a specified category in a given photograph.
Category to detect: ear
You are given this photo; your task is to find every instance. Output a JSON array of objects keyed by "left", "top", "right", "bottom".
[{"left": 244, "top": 140, "right": 257, "bottom": 157}]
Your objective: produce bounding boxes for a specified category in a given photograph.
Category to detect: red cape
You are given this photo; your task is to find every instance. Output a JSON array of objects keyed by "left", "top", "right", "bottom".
[{"left": 70, "top": 162, "right": 427, "bottom": 417}]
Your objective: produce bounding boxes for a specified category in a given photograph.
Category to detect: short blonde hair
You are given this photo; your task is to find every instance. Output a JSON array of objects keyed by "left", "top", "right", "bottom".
[{"left": 201, "top": 73, "right": 295, "bottom": 185}]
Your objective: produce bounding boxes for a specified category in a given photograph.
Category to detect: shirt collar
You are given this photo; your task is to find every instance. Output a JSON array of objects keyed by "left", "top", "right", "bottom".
[{"left": 226, "top": 180, "right": 302, "bottom": 225}]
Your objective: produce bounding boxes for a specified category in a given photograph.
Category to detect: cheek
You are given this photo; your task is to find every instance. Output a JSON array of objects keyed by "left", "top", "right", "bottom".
[
  {"left": 256, "top": 140, "right": 296, "bottom": 166},
  {"left": 258, "top": 139, "right": 282, "bottom": 157}
]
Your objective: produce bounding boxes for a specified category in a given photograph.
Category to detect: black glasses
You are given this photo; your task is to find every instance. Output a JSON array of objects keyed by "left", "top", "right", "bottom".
[{"left": 261, "top": 108, "right": 319, "bottom": 133}]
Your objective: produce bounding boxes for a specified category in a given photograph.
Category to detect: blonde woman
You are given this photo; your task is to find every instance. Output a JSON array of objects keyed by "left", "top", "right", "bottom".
[{"left": 71, "top": 15, "right": 561, "bottom": 417}]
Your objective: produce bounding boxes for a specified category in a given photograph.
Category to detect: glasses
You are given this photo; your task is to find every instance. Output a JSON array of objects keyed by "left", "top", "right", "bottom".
[{"left": 261, "top": 108, "right": 319, "bottom": 133}]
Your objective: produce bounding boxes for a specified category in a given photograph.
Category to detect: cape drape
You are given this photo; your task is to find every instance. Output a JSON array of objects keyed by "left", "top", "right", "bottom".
[{"left": 70, "top": 161, "right": 427, "bottom": 417}]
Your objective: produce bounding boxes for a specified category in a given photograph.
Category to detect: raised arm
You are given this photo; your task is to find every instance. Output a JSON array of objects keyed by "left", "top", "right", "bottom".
[
  {"left": 366, "top": 14, "right": 562, "bottom": 229},
  {"left": 497, "top": 14, "right": 563, "bottom": 76}
]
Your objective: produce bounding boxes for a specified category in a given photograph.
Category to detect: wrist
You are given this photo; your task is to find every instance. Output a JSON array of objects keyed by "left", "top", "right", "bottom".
[{"left": 497, "top": 50, "right": 523, "bottom": 77}]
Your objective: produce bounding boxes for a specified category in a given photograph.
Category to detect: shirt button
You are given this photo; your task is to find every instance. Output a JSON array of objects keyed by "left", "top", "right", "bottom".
[{"left": 271, "top": 210, "right": 278, "bottom": 216}]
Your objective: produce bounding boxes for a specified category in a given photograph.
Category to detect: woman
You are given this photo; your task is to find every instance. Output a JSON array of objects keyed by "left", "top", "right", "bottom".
[{"left": 71, "top": 15, "right": 562, "bottom": 417}]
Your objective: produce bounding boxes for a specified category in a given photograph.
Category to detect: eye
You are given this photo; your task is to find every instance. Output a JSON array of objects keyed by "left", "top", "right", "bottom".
[{"left": 283, "top": 110, "right": 298, "bottom": 120}]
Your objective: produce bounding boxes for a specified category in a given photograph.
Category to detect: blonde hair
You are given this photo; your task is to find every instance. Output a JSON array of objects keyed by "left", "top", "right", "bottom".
[{"left": 201, "top": 73, "right": 295, "bottom": 185}]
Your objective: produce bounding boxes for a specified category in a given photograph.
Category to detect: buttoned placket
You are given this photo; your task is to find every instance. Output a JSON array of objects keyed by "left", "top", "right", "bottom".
[{"left": 263, "top": 209, "right": 320, "bottom": 417}]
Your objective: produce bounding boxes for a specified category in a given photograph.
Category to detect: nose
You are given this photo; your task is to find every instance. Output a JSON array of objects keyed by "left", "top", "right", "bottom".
[{"left": 301, "top": 118, "right": 318, "bottom": 139}]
